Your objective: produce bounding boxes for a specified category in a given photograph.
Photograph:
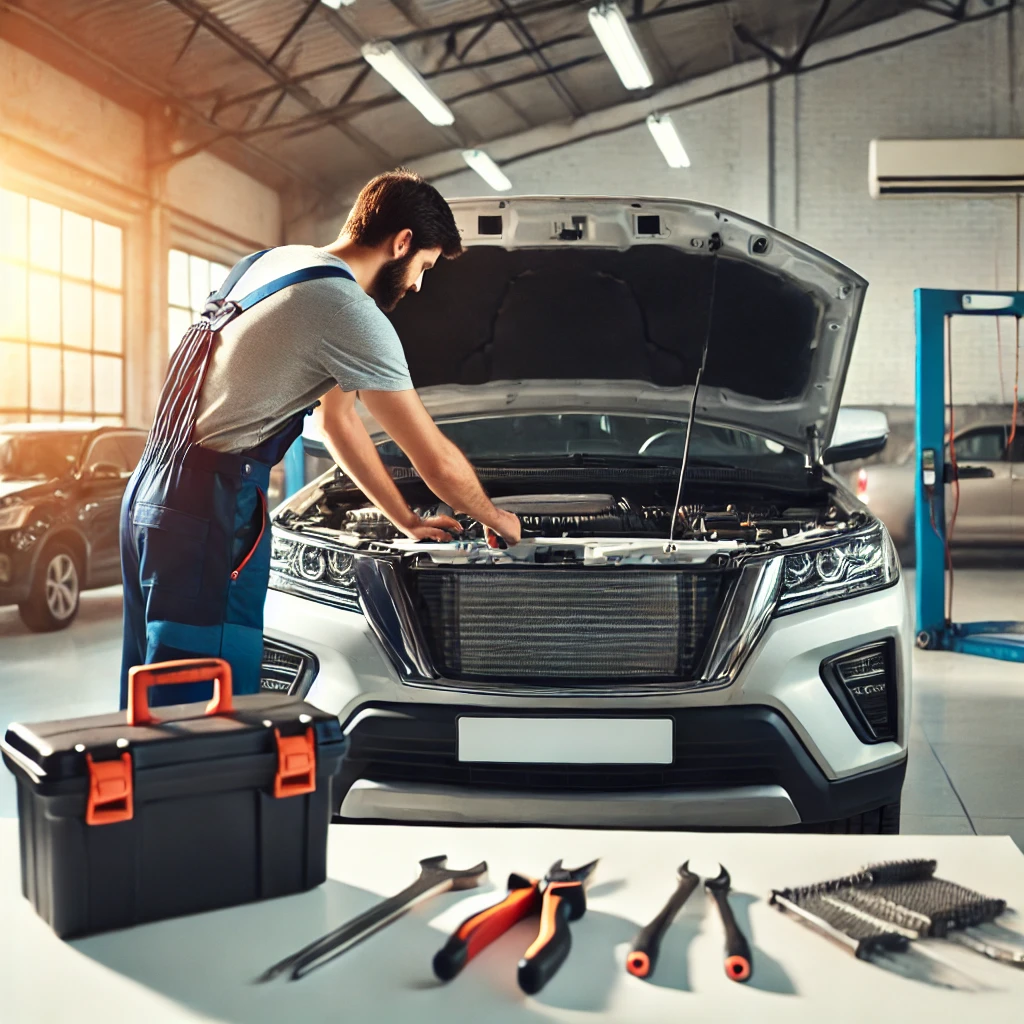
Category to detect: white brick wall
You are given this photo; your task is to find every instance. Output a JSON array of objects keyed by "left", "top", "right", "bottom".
[{"left": 432, "top": 8, "right": 1024, "bottom": 408}]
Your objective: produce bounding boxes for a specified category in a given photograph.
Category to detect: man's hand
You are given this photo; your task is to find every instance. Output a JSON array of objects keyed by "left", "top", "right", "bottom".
[
  {"left": 359, "top": 389, "right": 524, "bottom": 545},
  {"left": 484, "top": 509, "right": 522, "bottom": 548},
  {"left": 400, "top": 514, "right": 464, "bottom": 542}
]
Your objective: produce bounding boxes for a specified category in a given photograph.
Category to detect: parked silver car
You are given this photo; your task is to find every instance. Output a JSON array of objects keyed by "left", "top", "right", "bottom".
[
  {"left": 262, "top": 196, "right": 910, "bottom": 835},
  {"left": 851, "top": 423, "right": 1024, "bottom": 555}
]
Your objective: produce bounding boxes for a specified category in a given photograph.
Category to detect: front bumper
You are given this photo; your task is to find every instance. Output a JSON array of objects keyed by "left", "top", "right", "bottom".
[
  {"left": 264, "top": 570, "right": 911, "bottom": 829},
  {"left": 0, "top": 541, "right": 32, "bottom": 606},
  {"left": 335, "top": 703, "right": 907, "bottom": 828}
]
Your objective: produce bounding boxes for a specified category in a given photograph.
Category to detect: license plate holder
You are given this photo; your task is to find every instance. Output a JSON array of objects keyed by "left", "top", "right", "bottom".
[{"left": 457, "top": 717, "right": 674, "bottom": 765}]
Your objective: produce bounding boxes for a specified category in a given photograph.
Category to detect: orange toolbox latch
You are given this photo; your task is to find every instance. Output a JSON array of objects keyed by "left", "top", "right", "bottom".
[
  {"left": 85, "top": 752, "right": 134, "bottom": 825},
  {"left": 273, "top": 727, "right": 316, "bottom": 798}
]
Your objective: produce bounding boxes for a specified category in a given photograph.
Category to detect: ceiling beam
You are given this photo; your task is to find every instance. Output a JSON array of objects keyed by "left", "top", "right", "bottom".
[
  {"left": 161, "top": 0, "right": 397, "bottom": 168},
  {"left": 487, "top": 0, "right": 584, "bottom": 117},
  {"left": 383, "top": 0, "right": 536, "bottom": 132},
  {"left": 404, "top": 0, "right": 1013, "bottom": 185},
  {"left": 0, "top": 0, "right": 327, "bottom": 195}
]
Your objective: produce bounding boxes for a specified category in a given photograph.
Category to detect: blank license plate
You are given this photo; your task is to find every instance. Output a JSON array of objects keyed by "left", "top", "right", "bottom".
[{"left": 457, "top": 717, "right": 674, "bottom": 765}]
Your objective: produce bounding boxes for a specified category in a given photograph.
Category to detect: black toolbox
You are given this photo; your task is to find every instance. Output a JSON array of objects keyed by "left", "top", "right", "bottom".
[{"left": 1, "top": 658, "right": 346, "bottom": 938}]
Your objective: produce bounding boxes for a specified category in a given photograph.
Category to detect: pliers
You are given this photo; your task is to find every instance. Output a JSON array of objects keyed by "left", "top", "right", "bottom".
[{"left": 433, "top": 858, "right": 598, "bottom": 994}]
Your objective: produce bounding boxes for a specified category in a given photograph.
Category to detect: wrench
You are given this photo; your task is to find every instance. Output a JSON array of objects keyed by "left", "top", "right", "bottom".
[
  {"left": 259, "top": 855, "right": 488, "bottom": 982},
  {"left": 627, "top": 860, "right": 700, "bottom": 979},
  {"left": 705, "top": 864, "right": 753, "bottom": 983}
]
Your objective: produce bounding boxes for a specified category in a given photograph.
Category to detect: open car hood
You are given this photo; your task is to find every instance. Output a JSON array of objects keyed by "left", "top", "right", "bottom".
[{"left": 377, "top": 197, "right": 867, "bottom": 460}]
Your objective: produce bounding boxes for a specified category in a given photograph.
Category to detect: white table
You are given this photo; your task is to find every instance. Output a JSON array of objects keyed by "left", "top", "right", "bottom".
[{"left": 2, "top": 821, "right": 1024, "bottom": 1023}]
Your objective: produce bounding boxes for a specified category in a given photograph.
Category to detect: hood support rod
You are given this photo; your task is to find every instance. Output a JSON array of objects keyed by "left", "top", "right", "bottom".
[{"left": 667, "top": 233, "right": 722, "bottom": 548}]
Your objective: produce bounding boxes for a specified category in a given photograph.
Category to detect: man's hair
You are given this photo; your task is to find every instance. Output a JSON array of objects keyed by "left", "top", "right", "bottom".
[{"left": 342, "top": 169, "right": 462, "bottom": 258}]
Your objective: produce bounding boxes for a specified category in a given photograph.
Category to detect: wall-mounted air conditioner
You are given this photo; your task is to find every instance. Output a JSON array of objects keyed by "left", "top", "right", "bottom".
[{"left": 869, "top": 138, "right": 1024, "bottom": 197}]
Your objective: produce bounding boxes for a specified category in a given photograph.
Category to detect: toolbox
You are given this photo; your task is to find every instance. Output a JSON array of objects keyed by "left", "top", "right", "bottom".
[{"left": 1, "top": 658, "right": 346, "bottom": 938}]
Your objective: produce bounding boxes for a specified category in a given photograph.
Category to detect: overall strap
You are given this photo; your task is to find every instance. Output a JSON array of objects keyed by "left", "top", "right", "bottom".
[
  {"left": 235, "top": 264, "right": 355, "bottom": 314},
  {"left": 203, "top": 261, "right": 355, "bottom": 330},
  {"left": 208, "top": 249, "right": 272, "bottom": 306}
]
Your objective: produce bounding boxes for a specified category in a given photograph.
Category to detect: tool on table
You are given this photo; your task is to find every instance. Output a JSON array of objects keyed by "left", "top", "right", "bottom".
[
  {"left": 833, "top": 861, "right": 1024, "bottom": 968},
  {"left": 705, "top": 864, "right": 753, "bottom": 982},
  {"left": 770, "top": 859, "right": 1011, "bottom": 988},
  {"left": 260, "top": 855, "right": 487, "bottom": 982},
  {"left": 433, "top": 858, "right": 598, "bottom": 995},
  {"left": 626, "top": 860, "right": 700, "bottom": 979}
]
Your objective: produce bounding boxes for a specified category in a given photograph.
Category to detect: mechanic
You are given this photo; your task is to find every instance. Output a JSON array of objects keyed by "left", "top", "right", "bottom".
[{"left": 119, "top": 169, "right": 521, "bottom": 708}]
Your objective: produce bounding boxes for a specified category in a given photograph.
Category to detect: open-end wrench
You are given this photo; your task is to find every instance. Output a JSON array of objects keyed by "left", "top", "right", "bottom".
[
  {"left": 705, "top": 864, "right": 753, "bottom": 982},
  {"left": 626, "top": 860, "right": 701, "bottom": 979},
  {"left": 258, "top": 855, "right": 488, "bottom": 982}
]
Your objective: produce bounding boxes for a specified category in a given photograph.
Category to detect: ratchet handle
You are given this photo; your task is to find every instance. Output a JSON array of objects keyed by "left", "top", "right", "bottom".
[
  {"left": 626, "top": 873, "right": 700, "bottom": 979},
  {"left": 433, "top": 875, "right": 539, "bottom": 981},
  {"left": 710, "top": 889, "right": 753, "bottom": 982},
  {"left": 517, "top": 881, "right": 586, "bottom": 995}
]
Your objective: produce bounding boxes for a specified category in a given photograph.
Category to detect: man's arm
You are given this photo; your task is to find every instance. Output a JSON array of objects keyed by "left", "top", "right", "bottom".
[{"left": 314, "top": 387, "right": 520, "bottom": 544}]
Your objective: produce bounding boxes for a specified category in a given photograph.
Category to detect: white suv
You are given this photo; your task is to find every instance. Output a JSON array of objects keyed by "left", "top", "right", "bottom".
[{"left": 262, "top": 197, "right": 910, "bottom": 834}]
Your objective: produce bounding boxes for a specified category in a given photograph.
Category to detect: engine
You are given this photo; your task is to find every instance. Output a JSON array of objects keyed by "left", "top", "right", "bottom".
[{"left": 330, "top": 491, "right": 839, "bottom": 544}]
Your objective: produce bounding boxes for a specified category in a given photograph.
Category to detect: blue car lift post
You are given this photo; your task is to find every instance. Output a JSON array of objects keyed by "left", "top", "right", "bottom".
[{"left": 915, "top": 288, "right": 1024, "bottom": 663}]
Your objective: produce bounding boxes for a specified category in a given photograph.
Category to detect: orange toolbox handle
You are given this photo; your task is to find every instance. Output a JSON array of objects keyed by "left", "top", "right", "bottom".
[{"left": 127, "top": 657, "right": 234, "bottom": 726}]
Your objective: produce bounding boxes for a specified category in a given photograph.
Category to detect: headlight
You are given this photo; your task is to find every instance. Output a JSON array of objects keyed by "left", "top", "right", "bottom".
[
  {"left": 776, "top": 524, "right": 899, "bottom": 614},
  {"left": 269, "top": 528, "right": 360, "bottom": 612},
  {"left": 0, "top": 503, "right": 31, "bottom": 530}
]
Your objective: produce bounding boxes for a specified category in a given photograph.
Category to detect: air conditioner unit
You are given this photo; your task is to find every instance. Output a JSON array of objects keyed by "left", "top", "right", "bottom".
[{"left": 869, "top": 138, "right": 1024, "bottom": 197}]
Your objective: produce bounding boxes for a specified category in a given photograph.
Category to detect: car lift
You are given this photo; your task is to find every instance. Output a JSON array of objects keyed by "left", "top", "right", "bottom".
[{"left": 914, "top": 288, "right": 1024, "bottom": 663}]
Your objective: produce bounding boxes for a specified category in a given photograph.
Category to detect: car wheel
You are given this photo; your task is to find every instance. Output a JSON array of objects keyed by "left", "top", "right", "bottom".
[
  {"left": 815, "top": 800, "right": 901, "bottom": 835},
  {"left": 18, "top": 544, "right": 82, "bottom": 632}
]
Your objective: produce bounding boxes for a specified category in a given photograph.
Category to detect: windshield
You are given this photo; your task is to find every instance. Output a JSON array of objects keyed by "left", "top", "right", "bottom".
[
  {"left": 0, "top": 433, "right": 85, "bottom": 481},
  {"left": 375, "top": 414, "right": 803, "bottom": 470}
]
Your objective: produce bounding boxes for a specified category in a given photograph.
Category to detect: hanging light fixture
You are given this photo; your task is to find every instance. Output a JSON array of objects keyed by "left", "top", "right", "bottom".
[
  {"left": 320, "top": 0, "right": 355, "bottom": 9},
  {"left": 588, "top": 2, "right": 653, "bottom": 91},
  {"left": 461, "top": 150, "right": 512, "bottom": 192},
  {"left": 361, "top": 41, "right": 455, "bottom": 126},
  {"left": 646, "top": 113, "right": 690, "bottom": 168}
]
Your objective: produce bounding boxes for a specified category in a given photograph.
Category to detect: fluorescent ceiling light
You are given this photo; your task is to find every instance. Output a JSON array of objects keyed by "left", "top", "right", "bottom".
[
  {"left": 588, "top": 2, "right": 653, "bottom": 91},
  {"left": 361, "top": 41, "right": 455, "bottom": 126},
  {"left": 320, "top": 0, "right": 355, "bottom": 10},
  {"left": 461, "top": 149, "right": 512, "bottom": 192},
  {"left": 646, "top": 113, "right": 690, "bottom": 168}
]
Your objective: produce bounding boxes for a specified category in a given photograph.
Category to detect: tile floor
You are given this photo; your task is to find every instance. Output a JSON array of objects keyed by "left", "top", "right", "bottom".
[{"left": 0, "top": 571, "right": 1021, "bottom": 848}]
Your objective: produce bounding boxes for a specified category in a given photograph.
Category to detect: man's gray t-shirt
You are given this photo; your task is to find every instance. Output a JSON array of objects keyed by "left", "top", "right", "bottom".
[{"left": 193, "top": 245, "right": 412, "bottom": 454}]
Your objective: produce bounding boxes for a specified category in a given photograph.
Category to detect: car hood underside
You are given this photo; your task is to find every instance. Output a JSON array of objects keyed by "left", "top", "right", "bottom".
[{"left": 376, "top": 198, "right": 867, "bottom": 456}]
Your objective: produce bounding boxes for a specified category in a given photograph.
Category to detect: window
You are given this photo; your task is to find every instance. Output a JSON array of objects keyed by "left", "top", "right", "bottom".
[
  {"left": 1007, "top": 429, "right": 1024, "bottom": 464},
  {"left": 0, "top": 188, "right": 125, "bottom": 425},
  {"left": 116, "top": 433, "right": 146, "bottom": 469},
  {"left": 168, "top": 250, "right": 230, "bottom": 353},
  {"left": 85, "top": 435, "right": 129, "bottom": 473},
  {"left": 951, "top": 427, "right": 1007, "bottom": 462}
]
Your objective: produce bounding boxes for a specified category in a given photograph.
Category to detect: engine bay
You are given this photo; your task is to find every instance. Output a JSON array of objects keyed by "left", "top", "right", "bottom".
[{"left": 288, "top": 473, "right": 860, "bottom": 548}]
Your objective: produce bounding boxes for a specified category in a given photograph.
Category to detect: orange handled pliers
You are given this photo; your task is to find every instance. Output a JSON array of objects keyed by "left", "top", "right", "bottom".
[{"left": 433, "top": 858, "right": 598, "bottom": 995}]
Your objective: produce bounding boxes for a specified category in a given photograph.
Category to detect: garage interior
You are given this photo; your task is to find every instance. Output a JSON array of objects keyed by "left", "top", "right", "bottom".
[{"left": 1, "top": 0, "right": 1024, "bottom": 1018}]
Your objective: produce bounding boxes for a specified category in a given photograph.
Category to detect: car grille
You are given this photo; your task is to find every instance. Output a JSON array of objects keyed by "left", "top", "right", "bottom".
[
  {"left": 408, "top": 567, "right": 731, "bottom": 683},
  {"left": 260, "top": 638, "right": 317, "bottom": 695}
]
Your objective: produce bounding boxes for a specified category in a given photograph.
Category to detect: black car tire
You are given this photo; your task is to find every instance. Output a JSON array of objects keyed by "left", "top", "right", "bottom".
[
  {"left": 815, "top": 800, "right": 901, "bottom": 835},
  {"left": 18, "top": 543, "right": 82, "bottom": 633}
]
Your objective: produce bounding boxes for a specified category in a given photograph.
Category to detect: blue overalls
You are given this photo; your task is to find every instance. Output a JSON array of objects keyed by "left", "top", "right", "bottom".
[{"left": 119, "top": 251, "right": 354, "bottom": 708}]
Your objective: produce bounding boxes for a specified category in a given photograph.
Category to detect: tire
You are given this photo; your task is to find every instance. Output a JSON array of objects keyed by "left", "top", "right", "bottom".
[
  {"left": 816, "top": 800, "right": 901, "bottom": 835},
  {"left": 18, "top": 543, "right": 82, "bottom": 632}
]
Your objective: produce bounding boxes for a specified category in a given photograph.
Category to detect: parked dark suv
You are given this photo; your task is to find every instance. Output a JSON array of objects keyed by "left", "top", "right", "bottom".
[{"left": 0, "top": 424, "right": 146, "bottom": 631}]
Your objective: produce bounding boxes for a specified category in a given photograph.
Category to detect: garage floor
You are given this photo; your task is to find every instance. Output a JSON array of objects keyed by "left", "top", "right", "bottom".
[{"left": 0, "top": 571, "right": 1021, "bottom": 848}]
